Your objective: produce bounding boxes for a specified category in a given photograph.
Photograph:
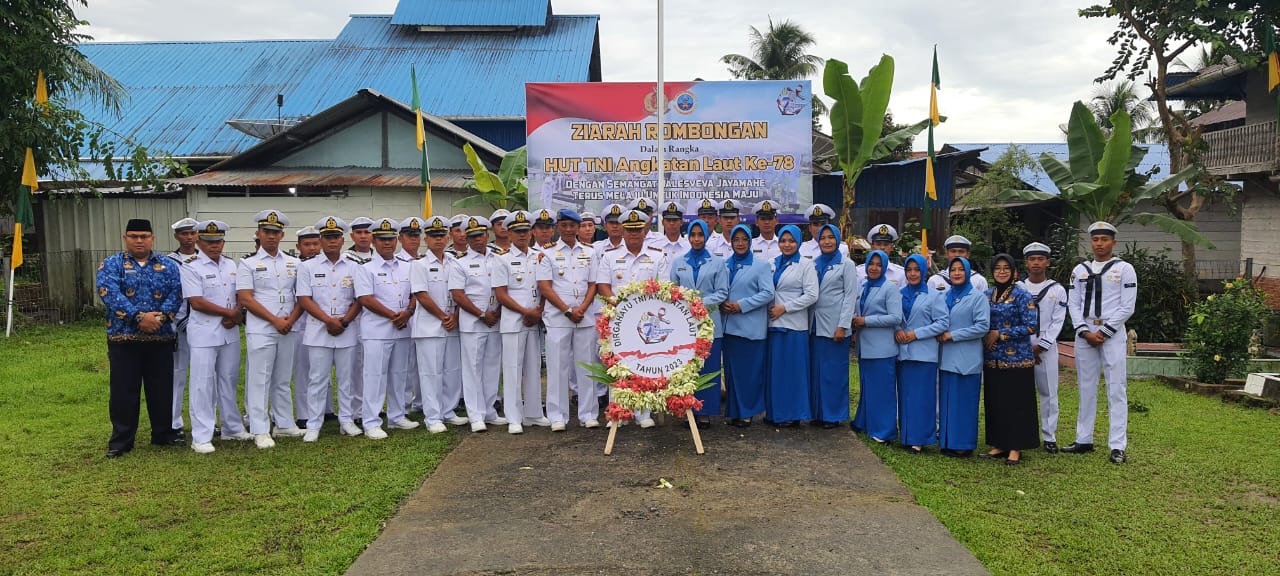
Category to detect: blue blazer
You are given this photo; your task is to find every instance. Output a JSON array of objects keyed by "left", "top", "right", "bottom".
[
  {"left": 670, "top": 255, "right": 729, "bottom": 338},
  {"left": 723, "top": 259, "right": 774, "bottom": 341},
  {"left": 856, "top": 283, "right": 903, "bottom": 360},
  {"left": 811, "top": 259, "right": 858, "bottom": 339},
  {"left": 897, "top": 290, "right": 949, "bottom": 363},
  {"left": 938, "top": 292, "right": 990, "bottom": 375}
]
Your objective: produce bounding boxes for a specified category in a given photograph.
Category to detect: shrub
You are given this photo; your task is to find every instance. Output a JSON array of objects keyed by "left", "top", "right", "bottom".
[
  {"left": 1182, "top": 280, "right": 1268, "bottom": 384},
  {"left": 1120, "top": 245, "right": 1195, "bottom": 342}
]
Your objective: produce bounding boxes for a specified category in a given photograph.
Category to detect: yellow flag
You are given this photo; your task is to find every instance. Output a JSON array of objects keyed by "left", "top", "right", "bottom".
[
  {"left": 11, "top": 222, "right": 23, "bottom": 270},
  {"left": 21, "top": 148, "right": 38, "bottom": 191},
  {"left": 35, "top": 70, "right": 48, "bottom": 109},
  {"left": 929, "top": 83, "right": 939, "bottom": 126},
  {"left": 924, "top": 155, "right": 937, "bottom": 201},
  {"left": 1269, "top": 52, "right": 1279, "bottom": 92},
  {"left": 920, "top": 229, "right": 930, "bottom": 257}
]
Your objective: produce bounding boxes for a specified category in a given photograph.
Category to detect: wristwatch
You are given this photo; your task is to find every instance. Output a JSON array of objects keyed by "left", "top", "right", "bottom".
[
  {"left": 340, "top": 319, "right": 350, "bottom": 328},
  {"left": 563, "top": 308, "right": 573, "bottom": 317}
]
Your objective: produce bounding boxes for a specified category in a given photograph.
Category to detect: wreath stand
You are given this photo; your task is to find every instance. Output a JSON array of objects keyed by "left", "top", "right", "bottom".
[{"left": 604, "top": 411, "right": 704, "bottom": 456}]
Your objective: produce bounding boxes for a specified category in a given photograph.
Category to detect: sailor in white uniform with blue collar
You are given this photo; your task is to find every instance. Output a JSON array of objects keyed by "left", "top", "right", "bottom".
[
  {"left": 449, "top": 216, "right": 507, "bottom": 432},
  {"left": 799, "top": 204, "right": 850, "bottom": 261},
  {"left": 927, "top": 235, "right": 989, "bottom": 293},
  {"left": 355, "top": 218, "right": 420, "bottom": 439},
  {"left": 343, "top": 216, "right": 375, "bottom": 420},
  {"left": 409, "top": 216, "right": 459, "bottom": 434},
  {"left": 397, "top": 217, "right": 425, "bottom": 417},
  {"left": 291, "top": 225, "right": 324, "bottom": 428},
  {"left": 855, "top": 224, "right": 906, "bottom": 288},
  {"left": 237, "top": 209, "right": 304, "bottom": 448},
  {"left": 167, "top": 217, "right": 200, "bottom": 436},
  {"left": 1063, "top": 222, "right": 1137, "bottom": 464},
  {"left": 1018, "top": 242, "right": 1068, "bottom": 453},
  {"left": 295, "top": 217, "right": 362, "bottom": 440}
]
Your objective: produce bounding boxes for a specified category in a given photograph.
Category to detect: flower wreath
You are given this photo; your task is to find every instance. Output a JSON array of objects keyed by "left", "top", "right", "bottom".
[{"left": 582, "top": 279, "right": 718, "bottom": 422}]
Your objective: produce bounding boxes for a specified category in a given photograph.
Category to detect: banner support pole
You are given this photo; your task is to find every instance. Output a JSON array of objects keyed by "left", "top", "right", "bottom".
[
  {"left": 655, "top": 0, "right": 665, "bottom": 209},
  {"left": 5, "top": 267, "right": 15, "bottom": 338}
]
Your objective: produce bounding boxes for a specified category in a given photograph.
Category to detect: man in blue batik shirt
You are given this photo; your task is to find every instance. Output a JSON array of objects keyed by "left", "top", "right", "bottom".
[{"left": 96, "top": 219, "right": 184, "bottom": 458}]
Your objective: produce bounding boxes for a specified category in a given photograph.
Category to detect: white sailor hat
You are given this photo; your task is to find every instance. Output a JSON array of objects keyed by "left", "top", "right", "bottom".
[
  {"left": 254, "top": 209, "right": 289, "bottom": 231},
  {"left": 621, "top": 209, "right": 649, "bottom": 229},
  {"left": 399, "top": 217, "right": 426, "bottom": 235},
  {"left": 944, "top": 235, "right": 972, "bottom": 249},
  {"left": 753, "top": 200, "right": 779, "bottom": 217},
  {"left": 371, "top": 217, "right": 400, "bottom": 238},
  {"left": 295, "top": 226, "right": 319, "bottom": 240},
  {"left": 170, "top": 217, "right": 199, "bottom": 232},
  {"left": 349, "top": 217, "right": 375, "bottom": 230},
  {"left": 1022, "top": 242, "right": 1052, "bottom": 258},
  {"left": 628, "top": 197, "right": 656, "bottom": 213},
  {"left": 718, "top": 199, "right": 741, "bottom": 217},
  {"left": 506, "top": 211, "right": 533, "bottom": 232},
  {"left": 423, "top": 215, "right": 450, "bottom": 236},
  {"left": 196, "top": 220, "right": 228, "bottom": 239},
  {"left": 533, "top": 208, "right": 557, "bottom": 226},
  {"left": 661, "top": 201, "right": 684, "bottom": 219},
  {"left": 464, "top": 216, "right": 491, "bottom": 236},
  {"left": 806, "top": 204, "right": 835, "bottom": 221},
  {"left": 314, "top": 216, "right": 349, "bottom": 236},
  {"left": 696, "top": 198, "right": 721, "bottom": 215},
  {"left": 1089, "top": 221, "right": 1118, "bottom": 237},
  {"left": 866, "top": 224, "right": 899, "bottom": 243},
  {"left": 489, "top": 209, "right": 511, "bottom": 223},
  {"left": 449, "top": 214, "right": 469, "bottom": 228},
  {"left": 580, "top": 211, "right": 599, "bottom": 224},
  {"left": 603, "top": 203, "right": 627, "bottom": 223}
]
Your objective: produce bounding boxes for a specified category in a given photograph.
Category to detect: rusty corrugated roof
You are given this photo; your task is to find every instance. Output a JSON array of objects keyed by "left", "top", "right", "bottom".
[{"left": 173, "top": 167, "right": 472, "bottom": 189}]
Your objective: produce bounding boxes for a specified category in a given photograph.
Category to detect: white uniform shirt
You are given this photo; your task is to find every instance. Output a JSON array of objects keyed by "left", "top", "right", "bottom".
[
  {"left": 1067, "top": 258, "right": 1138, "bottom": 339},
  {"left": 928, "top": 270, "right": 988, "bottom": 293},
  {"left": 705, "top": 233, "right": 733, "bottom": 261},
  {"left": 536, "top": 239, "right": 596, "bottom": 328},
  {"left": 296, "top": 254, "right": 359, "bottom": 348},
  {"left": 343, "top": 248, "right": 373, "bottom": 265},
  {"left": 236, "top": 248, "right": 300, "bottom": 334},
  {"left": 448, "top": 248, "right": 501, "bottom": 333},
  {"left": 168, "top": 250, "right": 200, "bottom": 327},
  {"left": 652, "top": 234, "right": 690, "bottom": 262},
  {"left": 751, "top": 235, "right": 780, "bottom": 261},
  {"left": 180, "top": 252, "right": 238, "bottom": 347},
  {"left": 1019, "top": 277, "right": 1068, "bottom": 351},
  {"left": 409, "top": 251, "right": 457, "bottom": 339},
  {"left": 856, "top": 261, "right": 906, "bottom": 288},
  {"left": 596, "top": 244, "right": 671, "bottom": 291},
  {"left": 800, "top": 239, "right": 850, "bottom": 261},
  {"left": 355, "top": 255, "right": 412, "bottom": 340},
  {"left": 492, "top": 247, "right": 541, "bottom": 334},
  {"left": 644, "top": 230, "right": 665, "bottom": 249}
]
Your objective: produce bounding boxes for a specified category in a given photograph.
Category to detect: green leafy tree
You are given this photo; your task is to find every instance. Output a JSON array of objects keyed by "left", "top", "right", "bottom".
[
  {"left": 455, "top": 144, "right": 528, "bottom": 211},
  {"left": 1184, "top": 280, "right": 1268, "bottom": 383},
  {"left": 1089, "top": 80, "right": 1158, "bottom": 143},
  {"left": 720, "top": 18, "right": 827, "bottom": 125},
  {"left": 950, "top": 145, "right": 1035, "bottom": 265}
]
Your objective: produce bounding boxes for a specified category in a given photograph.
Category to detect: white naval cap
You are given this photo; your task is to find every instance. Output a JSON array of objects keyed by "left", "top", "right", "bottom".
[
  {"left": 620, "top": 209, "right": 650, "bottom": 229},
  {"left": 449, "top": 214, "right": 469, "bottom": 228},
  {"left": 1089, "top": 221, "right": 1118, "bottom": 237},
  {"left": 532, "top": 208, "right": 557, "bottom": 226},
  {"left": 399, "top": 217, "right": 426, "bottom": 235},
  {"left": 423, "top": 215, "right": 450, "bottom": 235},
  {"left": 718, "top": 198, "right": 742, "bottom": 216},
  {"left": 806, "top": 203, "right": 836, "bottom": 221},
  {"left": 196, "top": 220, "right": 229, "bottom": 238},
  {"left": 661, "top": 201, "right": 684, "bottom": 219},
  {"left": 866, "top": 224, "right": 899, "bottom": 242},
  {"left": 370, "top": 217, "right": 400, "bottom": 238},
  {"left": 170, "top": 217, "right": 199, "bottom": 232},
  {"left": 253, "top": 209, "right": 288, "bottom": 231},
  {"left": 1022, "top": 242, "right": 1052, "bottom": 258},
  {"left": 314, "top": 216, "right": 349, "bottom": 235},
  {"left": 695, "top": 198, "right": 721, "bottom": 215},
  {"left": 753, "top": 200, "right": 779, "bottom": 217},
  {"left": 463, "top": 215, "right": 491, "bottom": 236},
  {"left": 579, "top": 211, "right": 599, "bottom": 224},
  {"left": 489, "top": 209, "right": 511, "bottom": 223},
  {"left": 506, "top": 210, "right": 533, "bottom": 231},
  {"left": 295, "top": 226, "right": 319, "bottom": 239},
  {"left": 349, "top": 216, "right": 374, "bottom": 230},
  {"left": 602, "top": 203, "right": 627, "bottom": 223},
  {"left": 943, "top": 235, "right": 972, "bottom": 249},
  {"left": 628, "top": 197, "right": 656, "bottom": 213}
]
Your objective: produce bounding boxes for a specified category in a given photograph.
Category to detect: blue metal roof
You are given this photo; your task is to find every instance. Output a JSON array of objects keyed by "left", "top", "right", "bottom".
[
  {"left": 391, "top": 0, "right": 549, "bottom": 27},
  {"left": 814, "top": 150, "right": 980, "bottom": 210},
  {"left": 948, "top": 143, "right": 1172, "bottom": 195},
  {"left": 73, "top": 12, "right": 598, "bottom": 158}
]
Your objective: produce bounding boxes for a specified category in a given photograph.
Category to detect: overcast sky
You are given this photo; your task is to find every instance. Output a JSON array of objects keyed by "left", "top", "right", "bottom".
[{"left": 79, "top": 0, "right": 1132, "bottom": 147}]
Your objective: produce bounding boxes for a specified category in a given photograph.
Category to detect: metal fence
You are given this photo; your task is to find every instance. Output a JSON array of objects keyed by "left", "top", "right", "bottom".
[{"left": 3, "top": 250, "right": 117, "bottom": 325}]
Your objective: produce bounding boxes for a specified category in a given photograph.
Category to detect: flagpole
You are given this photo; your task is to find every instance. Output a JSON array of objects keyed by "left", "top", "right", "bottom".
[
  {"left": 5, "top": 267, "right": 15, "bottom": 338},
  {"left": 655, "top": 0, "right": 665, "bottom": 209}
]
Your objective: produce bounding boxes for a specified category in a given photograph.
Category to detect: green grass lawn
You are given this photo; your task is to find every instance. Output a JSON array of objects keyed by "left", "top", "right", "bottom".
[
  {"left": 0, "top": 322, "right": 456, "bottom": 575},
  {"left": 850, "top": 365, "right": 1280, "bottom": 575}
]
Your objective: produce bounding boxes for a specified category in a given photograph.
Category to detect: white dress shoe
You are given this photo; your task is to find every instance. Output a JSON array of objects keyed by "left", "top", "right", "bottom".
[
  {"left": 583, "top": 419, "right": 601, "bottom": 429},
  {"left": 365, "top": 426, "right": 388, "bottom": 440},
  {"left": 522, "top": 417, "right": 552, "bottom": 427},
  {"left": 389, "top": 419, "right": 421, "bottom": 430},
  {"left": 485, "top": 416, "right": 508, "bottom": 426},
  {"left": 445, "top": 415, "right": 470, "bottom": 426},
  {"left": 254, "top": 434, "right": 276, "bottom": 449},
  {"left": 191, "top": 442, "right": 215, "bottom": 454},
  {"left": 220, "top": 431, "right": 254, "bottom": 441},
  {"left": 302, "top": 430, "right": 320, "bottom": 442},
  {"left": 550, "top": 421, "right": 566, "bottom": 432},
  {"left": 426, "top": 422, "right": 448, "bottom": 434},
  {"left": 470, "top": 421, "right": 488, "bottom": 433},
  {"left": 638, "top": 418, "right": 656, "bottom": 429},
  {"left": 508, "top": 423, "right": 524, "bottom": 435},
  {"left": 340, "top": 422, "right": 363, "bottom": 436},
  {"left": 272, "top": 427, "right": 304, "bottom": 438}
]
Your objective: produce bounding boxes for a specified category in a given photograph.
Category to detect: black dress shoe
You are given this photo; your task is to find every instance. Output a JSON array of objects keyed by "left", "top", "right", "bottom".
[
  {"left": 821, "top": 421, "right": 839, "bottom": 430},
  {"left": 1005, "top": 457, "right": 1022, "bottom": 466},
  {"left": 906, "top": 446, "right": 924, "bottom": 455},
  {"left": 1043, "top": 441, "right": 1059, "bottom": 454},
  {"left": 729, "top": 418, "right": 752, "bottom": 428},
  {"left": 1109, "top": 449, "right": 1127, "bottom": 464},
  {"left": 1060, "top": 442, "right": 1095, "bottom": 454},
  {"left": 978, "top": 450, "right": 1009, "bottom": 460},
  {"left": 105, "top": 448, "right": 128, "bottom": 459},
  {"left": 151, "top": 436, "right": 185, "bottom": 447},
  {"left": 695, "top": 418, "right": 711, "bottom": 428}
]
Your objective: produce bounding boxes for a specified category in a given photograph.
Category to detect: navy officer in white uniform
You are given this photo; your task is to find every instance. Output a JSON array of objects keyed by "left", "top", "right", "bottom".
[
  {"left": 295, "top": 217, "right": 362, "bottom": 441},
  {"left": 750, "top": 200, "right": 782, "bottom": 261},
  {"left": 538, "top": 208, "right": 600, "bottom": 429},
  {"left": 653, "top": 201, "right": 690, "bottom": 261},
  {"left": 927, "top": 235, "right": 988, "bottom": 293},
  {"left": 493, "top": 211, "right": 549, "bottom": 434},
  {"left": 409, "top": 216, "right": 460, "bottom": 434},
  {"left": 354, "top": 217, "right": 420, "bottom": 439},
  {"left": 799, "top": 204, "right": 850, "bottom": 260},
  {"left": 1018, "top": 241, "right": 1067, "bottom": 453},
  {"left": 855, "top": 224, "right": 906, "bottom": 288},
  {"left": 449, "top": 216, "right": 507, "bottom": 432}
]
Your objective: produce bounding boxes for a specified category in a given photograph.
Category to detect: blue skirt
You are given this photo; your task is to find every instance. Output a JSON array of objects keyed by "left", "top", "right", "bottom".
[
  {"left": 939, "top": 370, "right": 981, "bottom": 451},
  {"left": 852, "top": 356, "right": 897, "bottom": 441},
  {"left": 809, "top": 335, "right": 850, "bottom": 423},
  {"left": 694, "top": 338, "right": 723, "bottom": 416},
  {"left": 723, "top": 335, "right": 766, "bottom": 420},
  {"left": 766, "top": 328, "right": 811, "bottom": 423},
  {"left": 897, "top": 360, "right": 939, "bottom": 447}
]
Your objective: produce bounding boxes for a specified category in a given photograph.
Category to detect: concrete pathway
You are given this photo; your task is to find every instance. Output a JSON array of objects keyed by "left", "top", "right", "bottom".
[{"left": 346, "top": 419, "right": 990, "bottom": 576}]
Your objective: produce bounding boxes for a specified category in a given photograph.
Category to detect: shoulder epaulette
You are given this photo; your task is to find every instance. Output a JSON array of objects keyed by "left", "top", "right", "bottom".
[{"left": 494, "top": 247, "right": 510, "bottom": 256}]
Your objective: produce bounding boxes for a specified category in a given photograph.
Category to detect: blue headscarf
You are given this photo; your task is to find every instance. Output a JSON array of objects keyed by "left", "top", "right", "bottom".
[
  {"left": 901, "top": 253, "right": 931, "bottom": 319},
  {"left": 773, "top": 225, "right": 802, "bottom": 286},
  {"left": 860, "top": 250, "right": 889, "bottom": 314},
  {"left": 683, "top": 220, "right": 711, "bottom": 283},
  {"left": 813, "top": 223, "right": 842, "bottom": 284},
  {"left": 945, "top": 256, "right": 973, "bottom": 311},
  {"left": 727, "top": 224, "right": 754, "bottom": 284}
]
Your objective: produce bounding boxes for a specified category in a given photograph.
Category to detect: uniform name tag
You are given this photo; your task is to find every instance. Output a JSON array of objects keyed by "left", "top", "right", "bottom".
[
  {"left": 1123, "top": 283, "right": 1136, "bottom": 288},
  {"left": 315, "top": 273, "right": 326, "bottom": 278},
  {"left": 377, "top": 272, "right": 387, "bottom": 276},
  {"left": 429, "top": 267, "right": 439, "bottom": 272},
  {"left": 205, "top": 274, "right": 215, "bottom": 279},
  {"left": 470, "top": 263, "right": 480, "bottom": 268}
]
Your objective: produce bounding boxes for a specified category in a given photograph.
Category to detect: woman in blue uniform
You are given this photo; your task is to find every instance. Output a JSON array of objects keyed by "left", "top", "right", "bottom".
[
  {"left": 980, "top": 253, "right": 1040, "bottom": 464},
  {"left": 895, "top": 254, "right": 949, "bottom": 453},
  {"left": 765, "top": 225, "right": 818, "bottom": 427},
  {"left": 721, "top": 224, "right": 775, "bottom": 427},
  {"left": 937, "top": 257, "right": 990, "bottom": 457},
  {"left": 809, "top": 224, "right": 858, "bottom": 428},
  {"left": 850, "top": 250, "right": 903, "bottom": 442},
  {"left": 670, "top": 220, "right": 728, "bottom": 427}
]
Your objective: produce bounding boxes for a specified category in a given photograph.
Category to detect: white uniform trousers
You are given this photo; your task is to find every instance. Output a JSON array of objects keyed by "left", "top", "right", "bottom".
[
  {"left": 1074, "top": 332, "right": 1128, "bottom": 450},
  {"left": 172, "top": 328, "right": 190, "bottom": 430},
  {"left": 351, "top": 341, "right": 364, "bottom": 420},
  {"left": 293, "top": 336, "right": 332, "bottom": 421},
  {"left": 545, "top": 325, "right": 597, "bottom": 424},
  {"left": 362, "top": 338, "right": 411, "bottom": 429},
  {"left": 405, "top": 349, "right": 421, "bottom": 413},
  {"left": 502, "top": 329, "right": 545, "bottom": 423},
  {"left": 305, "top": 345, "right": 355, "bottom": 430},
  {"left": 1033, "top": 347, "right": 1061, "bottom": 443},
  {"left": 188, "top": 342, "right": 245, "bottom": 444},
  {"left": 460, "top": 331, "right": 502, "bottom": 424},
  {"left": 245, "top": 332, "right": 299, "bottom": 434},
  {"left": 442, "top": 333, "right": 464, "bottom": 420},
  {"left": 414, "top": 337, "right": 449, "bottom": 426}
]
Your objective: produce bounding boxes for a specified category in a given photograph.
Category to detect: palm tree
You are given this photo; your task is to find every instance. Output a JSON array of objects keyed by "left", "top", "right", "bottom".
[
  {"left": 1089, "top": 80, "right": 1158, "bottom": 143},
  {"left": 1172, "top": 43, "right": 1231, "bottom": 121},
  {"left": 720, "top": 18, "right": 826, "bottom": 122}
]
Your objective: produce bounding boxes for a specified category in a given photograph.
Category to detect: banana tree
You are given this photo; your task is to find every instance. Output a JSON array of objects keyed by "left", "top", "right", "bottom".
[
  {"left": 996, "top": 101, "right": 1210, "bottom": 248},
  {"left": 823, "top": 56, "right": 941, "bottom": 240},
  {"left": 455, "top": 143, "right": 529, "bottom": 211}
]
